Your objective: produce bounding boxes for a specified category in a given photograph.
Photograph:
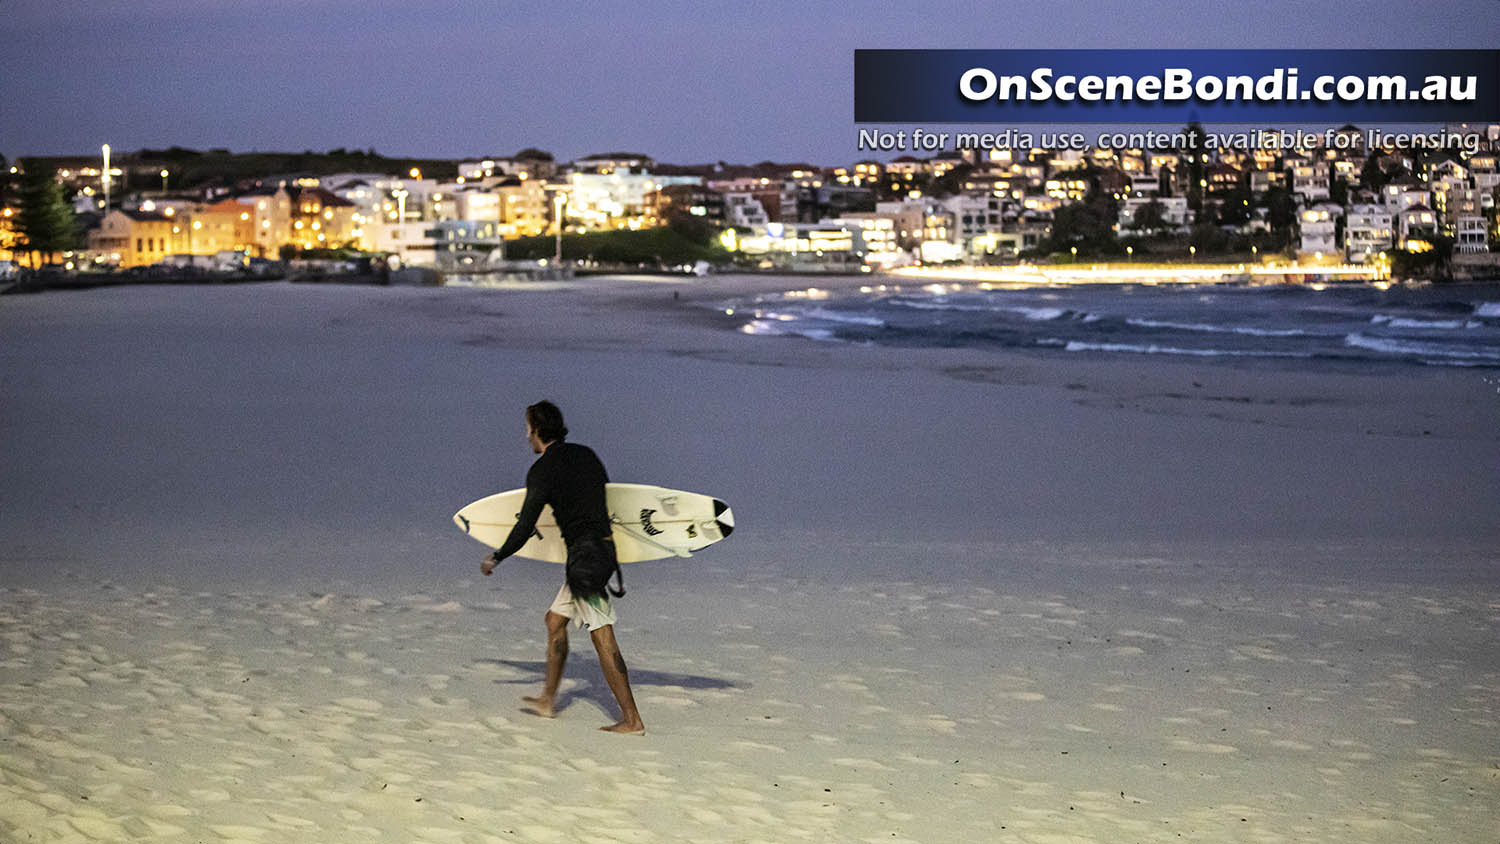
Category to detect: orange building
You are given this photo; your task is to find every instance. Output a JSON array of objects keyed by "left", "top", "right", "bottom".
[
  {"left": 273, "top": 183, "right": 358, "bottom": 250},
  {"left": 193, "top": 199, "right": 259, "bottom": 255},
  {"left": 89, "top": 201, "right": 257, "bottom": 267},
  {"left": 89, "top": 209, "right": 177, "bottom": 268}
]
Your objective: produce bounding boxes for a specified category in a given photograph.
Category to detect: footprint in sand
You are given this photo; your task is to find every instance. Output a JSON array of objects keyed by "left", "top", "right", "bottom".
[
  {"left": 833, "top": 757, "right": 894, "bottom": 771},
  {"left": 1170, "top": 739, "right": 1238, "bottom": 754},
  {"left": 1006, "top": 691, "right": 1047, "bottom": 702}
]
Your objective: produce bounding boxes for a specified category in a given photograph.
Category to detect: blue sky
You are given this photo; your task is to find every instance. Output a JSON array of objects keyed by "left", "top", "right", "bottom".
[{"left": 2, "top": 0, "right": 1496, "bottom": 163}]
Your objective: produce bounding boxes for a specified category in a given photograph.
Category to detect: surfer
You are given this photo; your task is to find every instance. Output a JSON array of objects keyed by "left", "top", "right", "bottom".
[{"left": 481, "top": 401, "right": 646, "bottom": 736}]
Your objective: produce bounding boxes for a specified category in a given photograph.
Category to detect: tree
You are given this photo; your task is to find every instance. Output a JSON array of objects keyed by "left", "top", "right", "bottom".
[
  {"left": 1261, "top": 186, "right": 1297, "bottom": 237},
  {"left": 1046, "top": 199, "right": 1119, "bottom": 257},
  {"left": 1188, "top": 221, "right": 1230, "bottom": 254},
  {"left": 1214, "top": 184, "right": 1252, "bottom": 227},
  {"left": 931, "top": 162, "right": 974, "bottom": 197},
  {"left": 1128, "top": 199, "right": 1168, "bottom": 235},
  {"left": 1181, "top": 123, "right": 1208, "bottom": 212},
  {"left": 1358, "top": 153, "right": 1386, "bottom": 192},
  {"left": 14, "top": 160, "right": 79, "bottom": 267},
  {"left": 1329, "top": 174, "right": 1348, "bottom": 207},
  {"left": 1390, "top": 236, "right": 1455, "bottom": 280}
]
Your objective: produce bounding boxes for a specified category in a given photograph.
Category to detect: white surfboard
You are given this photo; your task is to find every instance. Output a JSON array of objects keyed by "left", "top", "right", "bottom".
[{"left": 454, "top": 483, "right": 735, "bottom": 563}]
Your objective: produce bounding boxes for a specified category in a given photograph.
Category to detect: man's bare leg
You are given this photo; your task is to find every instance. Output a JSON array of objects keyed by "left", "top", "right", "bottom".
[
  {"left": 522, "top": 611, "right": 569, "bottom": 718},
  {"left": 590, "top": 624, "right": 645, "bottom": 735}
]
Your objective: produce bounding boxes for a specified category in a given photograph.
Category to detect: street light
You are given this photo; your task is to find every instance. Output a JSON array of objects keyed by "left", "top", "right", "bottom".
[
  {"left": 101, "top": 144, "right": 111, "bottom": 212},
  {"left": 392, "top": 188, "right": 408, "bottom": 225},
  {"left": 554, "top": 192, "right": 567, "bottom": 265},
  {"left": 161, "top": 169, "right": 169, "bottom": 193},
  {"left": 493, "top": 193, "right": 505, "bottom": 265}
]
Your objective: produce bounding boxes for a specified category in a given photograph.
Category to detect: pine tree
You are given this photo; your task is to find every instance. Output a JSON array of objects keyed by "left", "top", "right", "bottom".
[{"left": 15, "top": 160, "right": 79, "bottom": 268}]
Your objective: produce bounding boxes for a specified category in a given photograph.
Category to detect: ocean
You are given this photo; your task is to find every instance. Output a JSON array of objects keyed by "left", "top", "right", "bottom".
[{"left": 714, "top": 279, "right": 1500, "bottom": 370}]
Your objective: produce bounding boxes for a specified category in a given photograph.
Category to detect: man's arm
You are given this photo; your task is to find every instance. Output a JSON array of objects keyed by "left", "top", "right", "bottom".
[{"left": 482, "top": 467, "right": 549, "bottom": 575}]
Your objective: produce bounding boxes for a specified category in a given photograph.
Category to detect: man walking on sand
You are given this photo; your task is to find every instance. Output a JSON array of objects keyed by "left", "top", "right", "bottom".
[{"left": 481, "top": 401, "right": 646, "bottom": 735}]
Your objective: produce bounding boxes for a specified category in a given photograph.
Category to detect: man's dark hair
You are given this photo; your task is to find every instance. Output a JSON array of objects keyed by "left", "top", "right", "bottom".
[{"left": 526, "top": 401, "right": 568, "bottom": 443}]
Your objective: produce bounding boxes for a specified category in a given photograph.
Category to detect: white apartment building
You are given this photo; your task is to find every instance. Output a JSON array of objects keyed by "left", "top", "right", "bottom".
[
  {"left": 1466, "top": 152, "right": 1498, "bottom": 196},
  {"left": 723, "top": 192, "right": 769, "bottom": 228},
  {"left": 1344, "top": 203, "right": 1393, "bottom": 263},
  {"left": 453, "top": 188, "right": 501, "bottom": 225},
  {"left": 1049, "top": 149, "right": 1087, "bottom": 171},
  {"left": 370, "top": 221, "right": 438, "bottom": 266},
  {"left": 566, "top": 171, "right": 700, "bottom": 229},
  {"left": 1290, "top": 160, "right": 1330, "bottom": 202},
  {"left": 1127, "top": 173, "right": 1161, "bottom": 198},
  {"left": 1381, "top": 183, "right": 1432, "bottom": 213},
  {"left": 1455, "top": 216, "right": 1490, "bottom": 254},
  {"left": 736, "top": 221, "right": 868, "bottom": 262},
  {"left": 1298, "top": 202, "right": 1341, "bottom": 258},
  {"left": 876, "top": 199, "right": 953, "bottom": 253},
  {"left": 1396, "top": 204, "right": 1439, "bottom": 250},
  {"left": 458, "top": 159, "right": 531, "bottom": 180},
  {"left": 827, "top": 214, "right": 902, "bottom": 266},
  {"left": 938, "top": 195, "right": 1006, "bottom": 254},
  {"left": 1249, "top": 169, "right": 1285, "bottom": 196},
  {"left": 1440, "top": 185, "right": 1486, "bottom": 229}
]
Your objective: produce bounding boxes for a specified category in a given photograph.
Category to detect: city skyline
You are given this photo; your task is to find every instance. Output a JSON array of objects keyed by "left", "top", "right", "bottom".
[{"left": 4, "top": 0, "right": 1497, "bottom": 164}]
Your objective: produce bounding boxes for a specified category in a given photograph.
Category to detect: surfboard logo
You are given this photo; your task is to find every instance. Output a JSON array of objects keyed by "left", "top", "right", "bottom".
[
  {"left": 686, "top": 523, "right": 698, "bottom": 539},
  {"left": 639, "top": 508, "right": 664, "bottom": 536}
]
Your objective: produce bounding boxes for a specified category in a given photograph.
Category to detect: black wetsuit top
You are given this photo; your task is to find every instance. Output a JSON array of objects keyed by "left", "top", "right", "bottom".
[{"left": 490, "top": 442, "right": 611, "bottom": 562}]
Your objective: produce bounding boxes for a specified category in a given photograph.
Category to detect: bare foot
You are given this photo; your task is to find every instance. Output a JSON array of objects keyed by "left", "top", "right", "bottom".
[
  {"left": 521, "top": 696, "right": 556, "bottom": 718},
  {"left": 600, "top": 720, "right": 646, "bottom": 736}
]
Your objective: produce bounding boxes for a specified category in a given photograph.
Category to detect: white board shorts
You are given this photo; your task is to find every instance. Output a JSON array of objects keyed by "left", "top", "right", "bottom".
[{"left": 549, "top": 583, "right": 617, "bottom": 631}]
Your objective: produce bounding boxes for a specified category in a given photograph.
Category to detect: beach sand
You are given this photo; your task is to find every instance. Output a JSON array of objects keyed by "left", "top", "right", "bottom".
[{"left": 1, "top": 278, "right": 1496, "bottom": 842}]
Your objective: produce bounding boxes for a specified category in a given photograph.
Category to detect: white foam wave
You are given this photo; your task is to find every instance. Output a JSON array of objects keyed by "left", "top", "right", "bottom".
[
  {"left": 1344, "top": 333, "right": 1500, "bottom": 360},
  {"left": 1474, "top": 302, "right": 1500, "bottom": 318},
  {"left": 798, "top": 307, "right": 886, "bottom": 327},
  {"left": 1127, "top": 318, "right": 1312, "bottom": 338},
  {"left": 1370, "top": 315, "right": 1478, "bottom": 330},
  {"left": 1059, "top": 340, "right": 1308, "bottom": 359},
  {"left": 888, "top": 298, "right": 1079, "bottom": 321},
  {"left": 1009, "top": 306, "right": 1068, "bottom": 321},
  {"left": 889, "top": 298, "right": 998, "bottom": 313},
  {"left": 1420, "top": 358, "right": 1499, "bottom": 368},
  {"left": 738, "top": 320, "right": 837, "bottom": 341}
]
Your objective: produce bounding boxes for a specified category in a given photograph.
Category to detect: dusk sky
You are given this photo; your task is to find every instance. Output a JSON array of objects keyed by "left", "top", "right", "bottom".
[{"left": 3, "top": 0, "right": 1496, "bottom": 165}]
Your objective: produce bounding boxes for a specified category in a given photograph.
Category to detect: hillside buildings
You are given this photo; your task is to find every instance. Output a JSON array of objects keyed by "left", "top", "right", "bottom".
[{"left": 7, "top": 122, "right": 1497, "bottom": 271}]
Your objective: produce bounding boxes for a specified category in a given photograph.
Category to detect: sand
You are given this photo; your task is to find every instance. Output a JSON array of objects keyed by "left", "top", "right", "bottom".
[{"left": 1, "top": 278, "right": 1497, "bottom": 843}]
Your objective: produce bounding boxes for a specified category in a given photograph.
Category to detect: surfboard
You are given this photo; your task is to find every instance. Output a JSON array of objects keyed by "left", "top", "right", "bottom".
[{"left": 454, "top": 483, "right": 735, "bottom": 563}]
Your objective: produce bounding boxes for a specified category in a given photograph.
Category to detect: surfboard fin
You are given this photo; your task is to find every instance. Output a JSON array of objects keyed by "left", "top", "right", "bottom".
[{"left": 612, "top": 517, "right": 693, "bottom": 558}]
